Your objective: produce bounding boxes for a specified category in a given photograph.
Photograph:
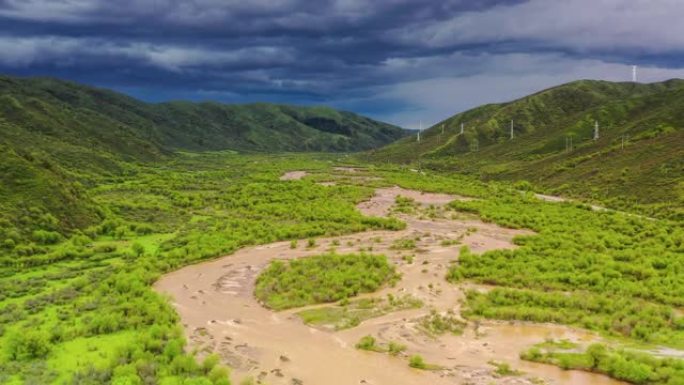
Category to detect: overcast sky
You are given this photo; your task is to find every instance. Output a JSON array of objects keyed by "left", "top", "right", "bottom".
[{"left": 2, "top": 0, "right": 684, "bottom": 128}]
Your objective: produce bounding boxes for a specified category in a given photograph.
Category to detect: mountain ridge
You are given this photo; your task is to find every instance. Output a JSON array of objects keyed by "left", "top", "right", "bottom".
[
  {"left": 0, "top": 75, "right": 408, "bottom": 155},
  {"left": 369, "top": 79, "right": 684, "bottom": 219}
]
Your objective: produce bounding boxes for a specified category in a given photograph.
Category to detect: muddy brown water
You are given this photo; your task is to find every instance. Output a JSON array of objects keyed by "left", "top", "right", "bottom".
[{"left": 155, "top": 181, "right": 629, "bottom": 385}]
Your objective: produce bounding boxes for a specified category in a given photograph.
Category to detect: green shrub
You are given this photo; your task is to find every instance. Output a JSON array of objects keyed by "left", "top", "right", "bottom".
[
  {"left": 388, "top": 341, "right": 407, "bottom": 356},
  {"left": 5, "top": 330, "right": 52, "bottom": 360},
  {"left": 32, "top": 230, "right": 62, "bottom": 245},
  {"left": 409, "top": 355, "right": 427, "bottom": 369},
  {"left": 355, "top": 335, "right": 378, "bottom": 351}
]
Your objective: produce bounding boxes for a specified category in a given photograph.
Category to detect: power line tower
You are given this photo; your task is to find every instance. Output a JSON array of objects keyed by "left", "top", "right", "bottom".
[{"left": 593, "top": 120, "right": 599, "bottom": 141}]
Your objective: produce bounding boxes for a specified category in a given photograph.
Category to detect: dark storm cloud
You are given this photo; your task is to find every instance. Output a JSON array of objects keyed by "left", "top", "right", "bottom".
[{"left": 1, "top": 0, "right": 684, "bottom": 127}]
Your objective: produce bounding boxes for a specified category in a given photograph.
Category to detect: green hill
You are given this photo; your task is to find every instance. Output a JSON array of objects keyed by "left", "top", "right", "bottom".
[
  {"left": 0, "top": 75, "right": 407, "bottom": 234},
  {"left": 0, "top": 75, "right": 406, "bottom": 155},
  {"left": 370, "top": 79, "right": 684, "bottom": 218}
]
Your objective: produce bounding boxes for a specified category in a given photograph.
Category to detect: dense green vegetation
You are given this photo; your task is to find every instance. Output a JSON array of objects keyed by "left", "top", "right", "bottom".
[
  {"left": 446, "top": 192, "right": 684, "bottom": 346},
  {"left": 255, "top": 252, "right": 400, "bottom": 310},
  {"left": 522, "top": 343, "right": 684, "bottom": 385},
  {"left": 2, "top": 151, "right": 682, "bottom": 384},
  {"left": 0, "top": 154, "right": 406, "bottom": 384},
  {"left": 369, "top": 79, "right": 684, "bottom": 219},
  {"left": 0, "top": 76, "right": 407, "bottom": 154}
]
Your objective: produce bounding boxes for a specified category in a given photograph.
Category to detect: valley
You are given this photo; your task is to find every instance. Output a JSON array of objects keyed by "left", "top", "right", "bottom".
[
  {"left": 1, "top": 78, "right": 682, "bottom": 385},
  {"left": 2, "top": 1, "right": 684, "bottom": 384},
  {"left": 2, "top": 152, "right": 682, "bottom": 385}
]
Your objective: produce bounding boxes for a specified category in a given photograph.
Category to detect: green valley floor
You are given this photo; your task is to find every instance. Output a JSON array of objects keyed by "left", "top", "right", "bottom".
[{"left": 1, "top": 153, "right": 683, "bottom": 385}]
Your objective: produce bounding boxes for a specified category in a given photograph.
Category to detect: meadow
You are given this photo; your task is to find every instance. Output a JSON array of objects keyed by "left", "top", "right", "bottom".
[{"left": 1, "top": 151, "right": 682, "bottom": 385}]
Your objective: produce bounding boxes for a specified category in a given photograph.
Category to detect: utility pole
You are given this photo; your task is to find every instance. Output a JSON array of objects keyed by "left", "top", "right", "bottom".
[
  {"left": 510, "top": 119, "right": 514, "bottom": 140},
  {"left": 593, "top": 120, "right": 599, "bottom": 141}
]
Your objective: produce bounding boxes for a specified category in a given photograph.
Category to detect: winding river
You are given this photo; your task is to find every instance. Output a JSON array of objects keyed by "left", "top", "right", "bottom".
[{"left": 155, "top": 181, "right": 629, "bottom": 385}]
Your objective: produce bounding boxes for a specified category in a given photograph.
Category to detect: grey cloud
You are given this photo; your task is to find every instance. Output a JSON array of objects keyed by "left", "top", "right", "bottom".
[
  {"left": 1, "top": 0, "right": 683, "bottom": 127},
  {"left": 400, "top": 0, "right": 684, "bottom": 54}
]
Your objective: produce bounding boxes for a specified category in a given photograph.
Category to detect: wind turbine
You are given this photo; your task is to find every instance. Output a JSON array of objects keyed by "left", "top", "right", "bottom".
[
  {"left": 632, "top": 65, "right": 638, "bottom": 82},
  {"left": 593, "top": 120, "right": 599, "bottom": 140},
  {"left": 417, "top": 120, "right": 422, "bottom": 142}
]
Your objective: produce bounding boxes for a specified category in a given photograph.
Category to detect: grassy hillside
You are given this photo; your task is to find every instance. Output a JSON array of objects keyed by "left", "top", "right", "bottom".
[
  {"left": 0, "top": 76, "right": 407, "bottom": 155},
  {"left": 0, "top": 75, "right": 407, "bottom": 236},
  {"left": 152, "top": 102, "right": 406, "bottom": 152},
  {"left": 370, "top": 79, "right": 684, "bottom": 218}
]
